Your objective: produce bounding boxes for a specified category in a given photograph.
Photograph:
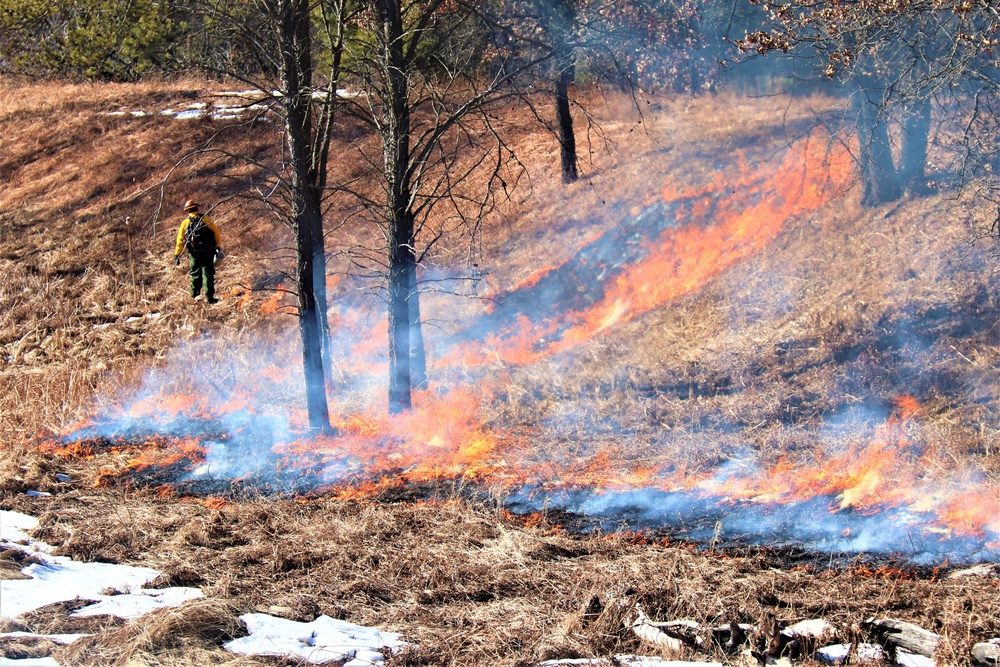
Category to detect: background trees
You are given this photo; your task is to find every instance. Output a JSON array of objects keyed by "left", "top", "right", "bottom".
[
  {"left": 493, "top": 0, "right": 711, "bottom": 183},
  {"left": 0, "top": 0, "right": 192, "bottom": 79},
  {"left": 739, "top": 0, "right": 1000, "bottom": 207}
]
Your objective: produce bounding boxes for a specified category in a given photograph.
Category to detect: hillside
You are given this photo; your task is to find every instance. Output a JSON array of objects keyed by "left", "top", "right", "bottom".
[{"left": 1, "top": 78, "right": 998, "bottom": 666}]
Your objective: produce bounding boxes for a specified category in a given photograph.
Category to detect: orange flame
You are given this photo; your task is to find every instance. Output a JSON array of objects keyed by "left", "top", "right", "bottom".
[{"left": 43, "top": 129, "right": 1000, "bottom": 553}]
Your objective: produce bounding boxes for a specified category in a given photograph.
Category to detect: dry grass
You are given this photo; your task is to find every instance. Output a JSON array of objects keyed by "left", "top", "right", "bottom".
[
  {"left": 1, "top": 78, "right": 999, "bottom": 665},
  {"left": 0, "top": 77, "right": 297, "bottom": 440},
  {"left": 1, "top": 487, "right": 997, "bottom": 666}
]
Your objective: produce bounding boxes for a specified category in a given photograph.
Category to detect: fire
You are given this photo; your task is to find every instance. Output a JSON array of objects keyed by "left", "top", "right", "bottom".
[
  {"left": 441, "top": 133, "right": 854, "bottom": 368},
  {"left": 40, "top": 128, "right": 1000, "bottom": 562}
]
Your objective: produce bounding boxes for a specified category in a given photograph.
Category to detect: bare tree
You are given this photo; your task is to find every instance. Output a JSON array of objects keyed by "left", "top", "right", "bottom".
[
  {"left": 487, "top": 0, "right": 705, "bottom": 184},
  {"left": 739, "top": 0, "right": 1000, "bottom": 206},
  {"left": 332, "top": 0, "right": 544, "bottom": 412},
  {"left": 187, "top": 0, "right": 353, "bottom": 431}
]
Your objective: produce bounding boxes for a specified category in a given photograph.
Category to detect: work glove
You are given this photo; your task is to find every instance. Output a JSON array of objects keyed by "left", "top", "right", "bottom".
[
  {"left": 214, "top": 249, "right": 225, "bottom": 264},
  {"left": 174, "top": 255, "right": 180, "bottom": 266}
]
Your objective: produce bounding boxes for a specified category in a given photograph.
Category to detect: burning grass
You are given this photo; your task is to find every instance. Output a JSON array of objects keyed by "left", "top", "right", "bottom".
[{"left": 2, "top": 77, "right": 1000, "bottom": 663}]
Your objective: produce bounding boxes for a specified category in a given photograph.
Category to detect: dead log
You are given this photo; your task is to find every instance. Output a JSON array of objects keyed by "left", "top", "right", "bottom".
[
  {"left": 866, "top": 618, "right": 939, "bottom": 659},
  {"left": 628, "top": 605, "right": 683, "bottom": 654},
  {"left": 945, "top": 564, "right": 998, "bottom": 580},
  {"left": 971, "top": 641, "right": 1000, "bottom": 666},
  {"left": 780, "top": 619, "right": 836, "bottom": 658},
  {"left": 638, "top": 619, "right": 701, "bottom": 647}
]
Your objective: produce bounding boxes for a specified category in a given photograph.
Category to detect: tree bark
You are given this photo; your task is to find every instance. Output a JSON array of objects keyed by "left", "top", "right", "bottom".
[
  {"left": 378, "top": 0, "right": 415, "bottom": 413},
  {"left": 280, "top": 0, "right": 332, "bottom": 430},
  {"left": 867, "top": 619, "right": 940, "bottom": 659},
  {"left": 311, "top": 211, "right": 334, "bottom": 383},
  {"left": 555, "top": 63, "right": 578, "bottom": 183},
  {"left": 408, "top": 261, "right": 427, "bottom": 390},
  {"left": 900, "top": 96, "right": 931, "bottom": 193},
  {"left": 854, "top": 76, "right": 901, "bottom": 206}
]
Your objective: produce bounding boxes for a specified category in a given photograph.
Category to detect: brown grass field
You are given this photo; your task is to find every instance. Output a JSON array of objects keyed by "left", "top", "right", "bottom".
[{"left": 1, "top": 77, "right": 999, "bottom": 666}]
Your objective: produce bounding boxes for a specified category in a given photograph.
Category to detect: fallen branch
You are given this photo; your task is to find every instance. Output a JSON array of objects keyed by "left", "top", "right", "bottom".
[{"left": 628, "top": 606, "right": 683, "bottom": 654}]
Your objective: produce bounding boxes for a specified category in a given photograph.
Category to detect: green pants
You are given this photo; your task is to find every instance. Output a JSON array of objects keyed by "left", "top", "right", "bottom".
[{"left": 189, "top": 251, "right": 216, "bottom": 300}]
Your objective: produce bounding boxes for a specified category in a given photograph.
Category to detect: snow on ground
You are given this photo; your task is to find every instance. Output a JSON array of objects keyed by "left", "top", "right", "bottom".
[
  {"left": 0, "top": 658, "right": 61, "bottom": 667},
  {"left": 100, "top": 88, "right": 366, "bottom": 122},
  {"left": 0, "top": 510, "right": 203, "bottom": 621},
  {"left": 224, "top": 613, "right": 406, "bottom": 666},
  {"left": 814, "top": 644, "right": 935, "bottom": 666},
  {"left": 1, "top": 511, "right": 409, "bottom": 667},
  {"left": 0, "top": 510, "right": 205, "bottom": 666}
]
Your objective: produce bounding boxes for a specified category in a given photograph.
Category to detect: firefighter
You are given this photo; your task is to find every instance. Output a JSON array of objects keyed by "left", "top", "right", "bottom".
[{"left": 174, "top": 200, "right": 222, "bottom": 303}]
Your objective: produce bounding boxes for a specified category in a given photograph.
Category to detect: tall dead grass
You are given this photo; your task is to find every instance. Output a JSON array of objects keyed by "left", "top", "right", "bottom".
[{"left": 3, "top": 487, "right": 996, "bottom": 666}]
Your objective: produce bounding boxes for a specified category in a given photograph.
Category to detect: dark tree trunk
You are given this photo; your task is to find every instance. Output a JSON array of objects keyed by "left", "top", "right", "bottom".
[
  {"left": 280, "top": 0, "right": 332, "bottom": 430},
  {"left": 408, "top": 261, "right": 427, "bottom": 390},
  {"left": 310, "top": 213, "right": 334, "bottom": 383},
  {"left": 387, "top": 228, "right": 414, "bottom": 413},
  {"left": 378, "top": 0, "right": 415, "bottom": 413},
  {"left": 295, "top": 199, "right": 332, "bottom": 430},
  {"left": 854, "top": 76, "right": 901, "bottom": 206},
  {"left": 900, "top": 96, "right": 931, "bottom": 193},
  {"left": 555, "top": 64, "right": 578, "bottom": 183}
]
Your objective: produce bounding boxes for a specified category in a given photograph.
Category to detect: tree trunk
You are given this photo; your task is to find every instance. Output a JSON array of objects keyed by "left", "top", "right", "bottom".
[
  {"left": 853, "top": 76, "right": 901, "bottom": 206},
  {"left": 555, "top": 64, "right": 578, "bottom": 183},
  {"left": 310, "top": 212, "right": 334, "bottom": 383},
  {"left": 280, "top": 0, "right": 332, "bottom": 431},
  {"left": 379, "top": 0, "right": 414, "bottom": 413},
  {"left": 388, "top": 231, "right": 413, "bottom": 413},
  {"left": 408, "top": 261, "right": 427, "bottom": 390},
  {"left": 900, "top": 96, "right": 930, "bottom": 194},
  {"left": 295, "top": 204, "right": 332, "bottom": 431}
]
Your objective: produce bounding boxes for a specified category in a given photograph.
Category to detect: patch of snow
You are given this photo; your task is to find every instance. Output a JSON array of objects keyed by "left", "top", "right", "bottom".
[
  {"left": 816, "top": 644, "right": 884, "bottom": 664},
  {"left": 0, "top": 632, "right": 88, "bottom": 644},
  {"left": 224, "top": 614, "right": 405, "bottom": 666},
  {"left": 73, "top": 587, "right": 204, "bottom": 619},
  {"left": 211, "top": 109, "right": 244, "bottom": 121},
  {"left": 130, "top": 111, "right": 148, "bottom": 117},
  {"left": 1, "top": 511, "right": 38, "bottom": 543},
  {"left": 0, "top": 658, "right": 62, "bottom": 667},
  {"left": 25, "top": 490, "right": 52, "bottom": 497},
  {"left": 160, "top": 109, "right": 176, "bottom": 116},
  {"left": 101, "top": 111, "right": 127, "bottom": 117},
  {"left": 174, "top": 110, "right": 204, "bottom": 120},
  {"left": 0, "top": 510, "right": 202, "bottom": 621},
  {"left": 54, "top": 474, "right": 74, "bottom": 483}
]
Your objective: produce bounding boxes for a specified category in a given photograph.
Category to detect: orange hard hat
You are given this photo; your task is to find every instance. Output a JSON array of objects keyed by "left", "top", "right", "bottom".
[{"left": 183, "top": 199, "right": 199, "bottom": 212}]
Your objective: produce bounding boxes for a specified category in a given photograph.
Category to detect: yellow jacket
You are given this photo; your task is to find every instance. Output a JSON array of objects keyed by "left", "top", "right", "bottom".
[{"left": 174, "top": 213, "right": 221, "bottom": 256}]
